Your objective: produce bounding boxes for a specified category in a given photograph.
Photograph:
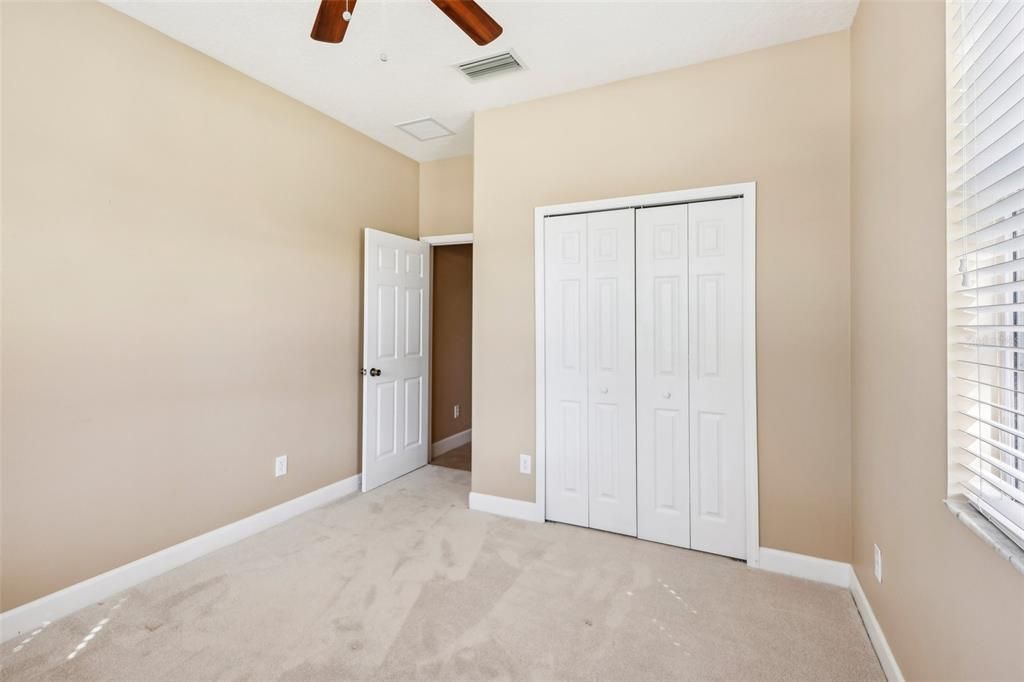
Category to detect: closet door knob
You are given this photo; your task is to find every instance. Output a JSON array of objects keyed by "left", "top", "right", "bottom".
[
  {"left": 600, "top": 387, "right": 608, "bottom": 394},
  {"left": 663, "top": 392, "right": 671, "bottom": 399}
]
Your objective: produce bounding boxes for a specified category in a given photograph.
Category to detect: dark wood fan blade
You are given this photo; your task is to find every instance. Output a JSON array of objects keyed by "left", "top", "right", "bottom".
[
  {"left": 311, "top": 0, "right": 357, "bottom": 43},
  {"left": 430, "top": 0, "right": 503, "bottom": 46}
]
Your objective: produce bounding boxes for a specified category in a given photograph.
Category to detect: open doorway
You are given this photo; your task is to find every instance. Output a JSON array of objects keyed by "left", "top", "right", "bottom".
[{"left": 426, "top": 236, "right": 473, "bottom": 471}]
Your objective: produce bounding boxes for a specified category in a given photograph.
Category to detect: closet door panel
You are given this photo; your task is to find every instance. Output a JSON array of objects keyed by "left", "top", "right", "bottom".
[
  {"left": 586, "top": 209, "right": 637, "bottom": 536},
  {"left": 688, "top": 198, "right": 746, "bottom": 559},
  {"left": 636, "top": 204, "right": 691, "bottom": 548},
  {"left": 544, "top": 214, "right": 590, "bottom": 527}
]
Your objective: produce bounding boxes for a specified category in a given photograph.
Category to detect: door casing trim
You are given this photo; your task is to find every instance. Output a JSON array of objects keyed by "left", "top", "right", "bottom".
[{"left": 421, "top": 233, "right": 473, "bottom": 246}]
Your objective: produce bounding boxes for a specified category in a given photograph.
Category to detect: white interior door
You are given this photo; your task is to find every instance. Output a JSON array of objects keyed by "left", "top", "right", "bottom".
[
  {"left": 362, "top": 228, "right": 431, "bottom": 492},
  {"left": 636, "top": 204, "right": 691, "bottom": 549},
  {"left": 688, "top": 198, "right": 746, "bottom": 559},
  {"left": 585, "top": 209, "right": 637, "bottom": 536},
  {"left": 544, "top": 214, "right": 590, "bottom": 527}
]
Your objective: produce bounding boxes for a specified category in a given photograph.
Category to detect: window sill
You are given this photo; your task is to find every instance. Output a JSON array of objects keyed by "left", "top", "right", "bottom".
[{"left": 945, "top": 495, "right": 1024, "bottom": 576}]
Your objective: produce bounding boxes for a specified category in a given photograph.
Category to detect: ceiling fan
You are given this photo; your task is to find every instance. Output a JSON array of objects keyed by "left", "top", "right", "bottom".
[{"left": 311, "top": 0, "right": 503, "bottom": 46}]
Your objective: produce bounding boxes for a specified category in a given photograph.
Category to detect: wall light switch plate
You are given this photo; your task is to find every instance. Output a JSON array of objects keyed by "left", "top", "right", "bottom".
[
  {"left": 454, "top": 404, "right": 460, "bottom": 419},
  {"left": 275, "top": 455, "right": 288, "bottom": 478},
  {"left": 873, "top": 544, "right": 882, "bottom": 583},
  {"left": 519, "top": 454, "right": 532, "bottom": 475}
]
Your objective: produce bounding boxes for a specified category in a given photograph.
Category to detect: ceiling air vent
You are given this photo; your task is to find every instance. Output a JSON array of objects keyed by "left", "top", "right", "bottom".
[{"left": 456, "top": 51, "right": 523, "bottom": 81}]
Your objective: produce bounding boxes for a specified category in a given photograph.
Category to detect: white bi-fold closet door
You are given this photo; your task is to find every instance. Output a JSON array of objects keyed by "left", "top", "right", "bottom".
[
  {"left": 636, "top": 199, "right": 746, "bottom": 559},
  {"left": 544, "top": 198, "right": 747, "bottom": 560},
  {"left": 544, "top": 209, "right": 637, "bottom": 536}
]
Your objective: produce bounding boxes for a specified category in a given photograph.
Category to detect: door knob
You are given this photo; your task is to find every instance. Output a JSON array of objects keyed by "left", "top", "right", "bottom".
[
  {"left": 600, "top": 387, "right": 608, "bottom": 394},
  {"left": 663, "top": 392, "right": 671, "bottom": 399},
  {"left": 369, "top": 368, "right": 382, "bottom": 377}
]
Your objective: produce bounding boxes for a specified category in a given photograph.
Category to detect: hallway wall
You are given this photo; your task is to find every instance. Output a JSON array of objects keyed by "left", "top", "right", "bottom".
[{"left": 431, "top": 245, "right": 473, "bottom": 445}]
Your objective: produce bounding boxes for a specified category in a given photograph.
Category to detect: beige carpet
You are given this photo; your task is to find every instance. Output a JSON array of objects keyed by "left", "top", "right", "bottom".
[{"left": 1, "top": 466, "right": 883, "bottom": 681}]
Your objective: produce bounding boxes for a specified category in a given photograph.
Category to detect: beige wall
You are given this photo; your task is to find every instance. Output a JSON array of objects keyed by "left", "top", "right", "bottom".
[
  {"left": 431, "top": 244, "right": 473, "bottom": 444},
  {"left": 0, "top": 1, "right": 419, "bottom": 610},
  {"left": 850, "top": 2, "right": 1024, "bottom": 679},
  {"left": 473, "top": 32, "right": 853, "bottom": 561},
  {"left": 419, "top": 155, "right": 473, "bottom": 237}
]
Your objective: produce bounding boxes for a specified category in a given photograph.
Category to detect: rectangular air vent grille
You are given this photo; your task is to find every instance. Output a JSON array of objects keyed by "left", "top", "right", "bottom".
[{"left": 456, "top": 51, "right": 523, "bottom": 81}]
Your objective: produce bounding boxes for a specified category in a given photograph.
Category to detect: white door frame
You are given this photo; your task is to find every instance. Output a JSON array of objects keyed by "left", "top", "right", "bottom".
[
  {"left": 419, "top": 233, "right": 474, "bottom": 463},
  {"left": 421, "top": 233, "right": 473, "bottom": 246},
  {"left": 534, "top": 183, "right": 760, "bottom": 567}
]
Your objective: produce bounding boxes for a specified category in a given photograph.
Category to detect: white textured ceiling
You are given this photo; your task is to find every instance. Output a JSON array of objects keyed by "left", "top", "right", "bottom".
[{"left": 105, "top": 0, "right": 859, "bottom": 162}]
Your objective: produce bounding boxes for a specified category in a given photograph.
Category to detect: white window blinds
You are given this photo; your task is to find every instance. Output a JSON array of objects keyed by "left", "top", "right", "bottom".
[{"left": 949, "top": 0, "right": 1024, "bottom": 550}]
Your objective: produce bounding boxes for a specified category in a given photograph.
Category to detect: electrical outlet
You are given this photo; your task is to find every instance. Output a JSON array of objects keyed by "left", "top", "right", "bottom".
[
  {"left": 519, "top": 454, "right": 532, "bottom": 475},
  {"left": 454, "top": 404, "right": 460, "bottom": 419},
  {"left": 275, "top": 455, "right": 288, "bottom": 478},
  {"left": 873, "top": 544, "right": 882, "bottom": 583}
]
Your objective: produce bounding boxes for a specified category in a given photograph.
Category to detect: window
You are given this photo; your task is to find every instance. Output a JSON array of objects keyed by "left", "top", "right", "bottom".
[{"left": 948, "top": 0, "right": 1024, "bottom": 550}]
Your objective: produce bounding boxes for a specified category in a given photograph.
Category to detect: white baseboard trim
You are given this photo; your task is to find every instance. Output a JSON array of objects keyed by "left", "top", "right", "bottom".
[
  {"left": 758, "top": 547, "right": 852, "bottom": 588},
  {"left": 468, "top": 491, "right": 544, "bottom": 523},
  {"left": 758, "top": 549, "right": 902, "bottom": 682},
  {"left": 431, "top": 428, "right": 471, "bottom": 457},
  {"left": 0, "top": 473, "right": 361, "bottom": 643},
  {"left": 850, "top": 570, "right": 905, "bottom": 682}
]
